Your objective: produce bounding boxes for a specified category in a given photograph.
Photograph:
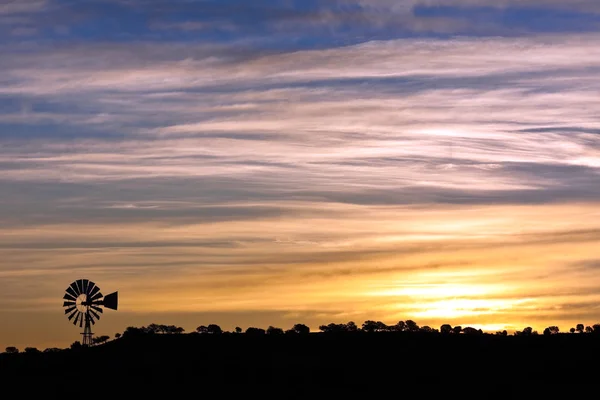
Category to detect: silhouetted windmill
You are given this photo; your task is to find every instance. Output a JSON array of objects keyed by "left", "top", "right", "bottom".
[{"left": 62, "top": 279, "right": 118, "bottom": 346}]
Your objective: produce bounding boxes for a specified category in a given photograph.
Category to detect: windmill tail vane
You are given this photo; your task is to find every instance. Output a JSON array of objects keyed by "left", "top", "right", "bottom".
[{"left": 62, "top": 279, "right": 118, "bottom": 346}]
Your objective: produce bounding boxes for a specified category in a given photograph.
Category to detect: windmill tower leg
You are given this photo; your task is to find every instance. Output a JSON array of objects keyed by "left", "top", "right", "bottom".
[{"left": 82, "top": 313, "right": 93, "bottom": 346}]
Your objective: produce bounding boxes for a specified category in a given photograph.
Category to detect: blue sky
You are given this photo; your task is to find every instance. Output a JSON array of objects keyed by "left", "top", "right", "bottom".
[
  {"left": 1, "top": 0, "right": 600, "bottom": 349},
  {"left": 3, "top": 0, "right": 600, "bottom": 46}
]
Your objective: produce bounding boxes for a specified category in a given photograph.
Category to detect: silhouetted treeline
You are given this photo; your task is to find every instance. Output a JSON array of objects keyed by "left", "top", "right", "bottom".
[
  {"left": 5, "top": 319, "right": 600, "bottom": 355},
  {"left": 115, "top": 318, "right": 600, "bottom": 340},
  {"left": 3, "top": 318, "right": 600, "bottom": 397}
]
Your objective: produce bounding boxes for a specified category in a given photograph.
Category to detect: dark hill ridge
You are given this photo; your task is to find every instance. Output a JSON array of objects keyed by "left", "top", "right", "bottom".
[{"left": 2, "top": 332, "right": 599, "bottom": 396}]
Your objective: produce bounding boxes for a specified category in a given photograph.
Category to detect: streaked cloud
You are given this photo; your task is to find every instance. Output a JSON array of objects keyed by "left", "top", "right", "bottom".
[{"left": 1, "top": 0, "right": 600, "bottom": 350}]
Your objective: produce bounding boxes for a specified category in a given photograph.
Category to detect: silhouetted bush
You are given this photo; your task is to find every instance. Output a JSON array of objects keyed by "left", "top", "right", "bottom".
[
  {"left": 266, "top": 326, "right": 284, "bottom": 335},
  {"left": 24, "top": 347, "right": 41, "bottom": 354},
  {"left": 291, "top": 323, "right": 310, "bottom": 335},
  {"left": 207, "top": 324, "right": 223, "bottom": 334},
  {"left": 245, "top": 327, "right": 266, "bottom": 335}
]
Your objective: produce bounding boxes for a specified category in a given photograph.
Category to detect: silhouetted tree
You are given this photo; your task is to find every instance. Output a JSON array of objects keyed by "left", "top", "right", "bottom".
[
  {"left": 43, "top": 348, "right": 62, "bottom": 353},
  {"left": 24, "top": 347, "right": 41, "bottom": 354},
  {"left": 576, "top": 324, "right": 584, "bottom": 333},
  {"left": 319, "top": 323, "right": 351, "bottom": 333},
  {"left": 267, "top": 326, "right": 284, "bottom": 335},
  {"left": 207, "top": 324, "right": 223, "bottom": 335},
  {"left": 495, "top": 330, "right": 508, "bottom": 336},
  {"left": 570, "top": 327, "right": 576, "bottom": 333},
  {"left": 420, "top": 326, "right": 434, "bottom": 333},
  {"left": 405, "top": 320, "right": 419, "bottom": 332},
  {"left": 393, "top": 321, "right": 406, "bottom": 332},
  {"left": 516, "top": 329, "right": 537, "bottom": 336},
  {"left": 245, "top": 327, "right": 266, "bottom": 335},
  {"left": 123, "top": 326, "right": 146, "bottom": 338},
  {"left": 92, "top": 335, "right": 110, "bottom": 345},
  {"left": 592, "top": 324, "right": 600, "bottom": 334},
  {"left": 235, "top": 327, "right": 242, "bottom": 334},
  {"left": 440, "top": 324, "right": 453, "bottom": 334},
  {"left": 5, "top": 346, "right": 18, "bottom": 354},
  {"left": 115, "top": 333, "right": 121, "bottom": 339},
  {"left": 292, "top": 323, "right": 310, "bottom": 335},
  {"left": 586, "top": 326, "right": 593, "bottom": 333},
  {"left": 362, "top": 320, "right": 386, "bottom": 333},
  {"left": 144, "top": 324, "right": 182, "bottom": 334},
  {"left": 453, "top": 326, "right": 462, "bottom": 334},
  {"left": 543, "top": 326, "right": 560, "bottom": 335},
  {"left": 196, "top": 325, "right": 209, "bottom": 334},
  {"left": 160, "top": 325, "right": 184, "bottom": 334},
  {"left": 346, "top": 321, "right": 358, "bottom": 332},
  {"left": 70, "top": 341, "right": 82, "bottom": 350},
  {"left": 462, "top": 327, "right": 482, "bottom": 335},
  {"left": 361, "top": 320, "right": 375, "bottom": 332}
]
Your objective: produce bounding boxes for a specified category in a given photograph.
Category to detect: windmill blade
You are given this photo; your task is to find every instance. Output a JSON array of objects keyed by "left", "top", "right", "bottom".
[
  {"left": 79, "top": 314, "right": 83, "bottom": 328},
  {"left": 66, "top": 286, "right": 78, "bottom": 299},
  {"left": 73, "top": 312, "right": 81, "bottom": 325},
  {"left": 86, "top": 281, "right": 97, "bottom": 297},
  {"left": 69, "top": 282, "right": 80, "bottom": 296},
  {"left": 88, "top": 285, "right": 101, "bottom": 300},
  {"left": 76, "top": 279, "right": 84, "bottom": 295},
  {"left": 91, "top": 305, "right": 103, "bottom": 314},
  {"left": 90, "top": 291, "right": 103, "bottom": 302},
  {"left": 82, "top": 279, "right": 89, "bottom": 294},
  {"left": 64, "top": 305, "right": 77, "bottom": 314},
  {"left": 89, "top": 308, "right": 101, "bottom": 320},
  {"left": 63, "top": 300, "right": 76, "bottom": 307},
  {"left": 87, "top": 312, "right": 96, "bottom": 325},
  {"left": 63, "top": 293, "right": 76, "bottom": 301},
  {"left": 67, "top": 309, "right": 78, "bottom": 321}
]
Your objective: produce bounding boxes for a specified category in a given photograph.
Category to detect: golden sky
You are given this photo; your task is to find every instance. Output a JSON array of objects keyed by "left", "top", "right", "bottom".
[
  {"left": 1, "top": 1, "right": 600, "bottom": 350},
  {"left": 2, "top": 202, "right": 599, "bottom": 349}
]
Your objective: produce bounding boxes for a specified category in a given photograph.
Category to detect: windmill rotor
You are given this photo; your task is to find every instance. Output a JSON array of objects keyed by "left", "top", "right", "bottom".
[{"left": 62, "top": 279, "right": 118, "bottom": 346}]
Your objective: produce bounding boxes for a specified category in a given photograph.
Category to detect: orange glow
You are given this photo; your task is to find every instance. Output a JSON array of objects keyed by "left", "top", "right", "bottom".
[
  {"left": 2, "top": 30, "right": 600, "bottom": 351},
  {"left": 2, "top": 202, "right": 599, "bottom": 349}
]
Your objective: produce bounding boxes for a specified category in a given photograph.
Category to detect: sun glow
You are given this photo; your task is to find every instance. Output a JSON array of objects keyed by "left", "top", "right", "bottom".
[
  {"left": 370, "top": 283, "right": 499, "bottom": 298},
  {"left": 411, "top": 298, "right": 534, "bottom": 319},
  {"left": 363, "top": 278, "right": 532, "bottom": 323}
]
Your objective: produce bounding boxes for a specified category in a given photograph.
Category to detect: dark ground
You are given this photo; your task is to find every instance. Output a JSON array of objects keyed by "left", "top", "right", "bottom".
[{"left": 2, "top": 332, "right": 598, "bottom": 397}]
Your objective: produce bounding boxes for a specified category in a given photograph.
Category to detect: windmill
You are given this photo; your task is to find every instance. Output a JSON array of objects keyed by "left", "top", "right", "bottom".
[{"left": 62, "top": 279, "right": 118, "bottom": 346}]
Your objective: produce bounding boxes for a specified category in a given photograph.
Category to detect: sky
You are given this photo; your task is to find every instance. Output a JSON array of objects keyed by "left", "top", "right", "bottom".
[{"left": 1, "top": 0, "right": 600, "bottom": 350}]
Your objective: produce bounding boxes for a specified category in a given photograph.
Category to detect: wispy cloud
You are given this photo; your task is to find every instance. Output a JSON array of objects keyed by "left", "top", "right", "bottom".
[
  {"left": 1, "top": 36, "right": 598, "bottom": 207},
  {"left": 1, "top": 1, "right": 600, "bottom": 349},
  {"left": 0, "top": 0, "right": 47, "bottom": 15}
]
